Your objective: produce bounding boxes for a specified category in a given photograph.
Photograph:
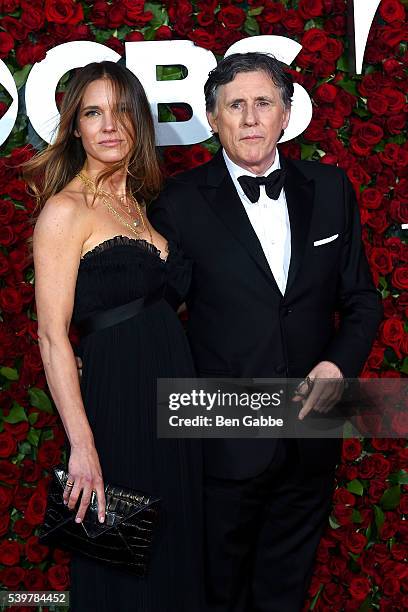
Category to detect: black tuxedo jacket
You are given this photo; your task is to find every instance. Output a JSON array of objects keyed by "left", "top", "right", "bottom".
[{"left": 149, "top": 150, "right": 382, "bottom": 478}]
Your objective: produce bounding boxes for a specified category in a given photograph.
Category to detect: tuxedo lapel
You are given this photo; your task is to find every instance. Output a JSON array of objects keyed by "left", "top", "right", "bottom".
[
  {"left": 281, "top": 156, "right": 315, "bottom": 295},
  {"left": 198, "top": 151, "right": 281, "bottom": 291}
]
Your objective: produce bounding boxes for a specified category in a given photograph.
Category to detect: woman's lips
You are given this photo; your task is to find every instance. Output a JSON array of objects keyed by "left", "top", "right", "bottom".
[{"left": 99, "top": 139, "right": 123, "bottom": 146}]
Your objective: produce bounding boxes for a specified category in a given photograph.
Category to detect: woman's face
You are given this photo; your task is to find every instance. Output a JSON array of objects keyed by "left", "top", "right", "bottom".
[{"left": 75, "top": 78, "right": 134, "bottom": 167}]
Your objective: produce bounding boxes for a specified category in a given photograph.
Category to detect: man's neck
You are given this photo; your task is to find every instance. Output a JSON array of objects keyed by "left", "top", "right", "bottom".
[{"left": 223, "top": 149, "right": 280, "bottom": 178}]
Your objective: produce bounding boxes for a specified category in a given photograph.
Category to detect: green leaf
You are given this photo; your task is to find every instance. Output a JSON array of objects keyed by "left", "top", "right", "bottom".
[
  {"left": 145, "top": 2, "right": 168, "bottom": 27},
  {"left": 3, "top": 403, "right": 28, "bottom": 423},
  {"left": 244, "top": 16, "right": 260, "bottom": 36},
  {"left": 13, "top": 65, "right": 32, "bottom": 90},
  {"left": 337, "top": 79, "right": 358, "bottom": 97},
  {"left": 301, "top": 143, "right": 317, "bottom": 160},
  {"left": 388, "top": 470, "right": 408, "bottom": 485},
  {"left": 400, "top": 358, "right": 408, "bottom": 375},
  {"left": 352, "top": 509, "right": 363, "bottom": 523},
  {"left": 27, "top": 427, "right": 41, "bottom": 448},
  {"left": 359, "top": 596, "right": 373, "bottom": 612},
  {"left": 309, "top": 583, "right": 323, "bottom": 610},
  {"left": 18, "top": 441, "right": 33, "bottom": 455},
  {"left": 248, "top": 6, "right": 264, "bottom": 16},
  {"left": 0, "top": 367, "right": 19, "bottom": 381},
  {"left": 337, "top": 55, "right": 349, "bottom": 72},
  {"left": 28, "top": 412, "right": 38, "bottom": 426},
  {"left": 374, "top": 504, "right": 385, "bottom": 530},
  {"left": 365, "top": 524, "right": 372, "bottom": 542},
  {"left": 28, "top": 388, "right": 54, "bottom": 414},
  {"left": 347, "top": 479, "right": 364, "bottom": 496},
  {"left": 329, "top": 515, "right": 340, "bottom": 529},
  {"left": 380, "top": 485, "right": 401, "bottom": 511}
]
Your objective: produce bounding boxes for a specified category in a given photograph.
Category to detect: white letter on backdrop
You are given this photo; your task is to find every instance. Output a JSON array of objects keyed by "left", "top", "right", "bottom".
[{"left": 125, "top": 40, "right": 217, "bottom": 146}]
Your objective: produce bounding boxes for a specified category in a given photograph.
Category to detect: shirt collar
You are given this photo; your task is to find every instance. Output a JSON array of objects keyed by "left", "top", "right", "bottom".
[{"left": 222, "top": 149, "right": 281, "bottom": 202}]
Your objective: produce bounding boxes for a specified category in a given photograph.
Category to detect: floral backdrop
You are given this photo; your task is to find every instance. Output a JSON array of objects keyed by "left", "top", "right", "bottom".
[{"left": 0, "top": 0, "right": 407, "bottom": 610}]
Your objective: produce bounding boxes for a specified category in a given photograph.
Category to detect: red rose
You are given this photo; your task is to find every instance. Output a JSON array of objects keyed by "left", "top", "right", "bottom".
[
  {"left": 263, "top": 4, "right": 285, "bottom": 24},
  {"left": 342, "top": 438, "right": 362, "bottom": 461},
  {"left": 366, "top": 209, "right": 389, "bottom": 234},
  {"left": 25, "top": 535, "right": 49, "bottom": 563},
  {"left": 368, "top": 479, "right": 386, "bottom": 502},
  {"left": 107, "top": 4, "right": 125, "bottom": 28},
  {"left": 0, "top": 431, "right": 17, "bottom": 458},
  {"left": 321, "top": 37, "right": 343, "bottom": 61},
  {"left": 123, "top": 0, "right": 153, "bottom": 27},
  {"left": 197, "top": 9, "right": 214, "bottom": 27},
  {"left": 324, "top": 15, "right": 346, "bottom": 35},
  {"left": 14, "top": 485, "right": 34, "bottom": 511},
  {"left": 391, "top": 411, "right": 408, "bottom": 436},
  {"left": 44, "top": 0, "right": 84, "bottom": 25},
  {"left": 299, "top": 0, "right": 324, "bottom": 19},
  {"left": 361, "top": 187, "right": 383, "bottom": 209},
  {"left": 387, "top": 113, "right": 406, "bottom": 134},
  {"left": 25, "top": 490, "right": 47, "bottom": 525},
  {"left": 349, "top": 137, "right": 371, "bottom": 157},
  {"left": 37, "top": 440, "right": 61, "bottom": 468},
  {"left": 0, "top": 286, "right": 23, "bottom": 313},
  {"left": 218, "top": 5, "right": 246, "bottom": 29},
  {"left": 380, "top": 317, "right": 404, "bottom": 357},
  {"left": 370, "top": 247, "right": 393, "bottom": 276},
  {"left": 154, "top": 25, "right": 172, "bottom": 40},
  {"left": 0, "top": 17, "right": 28, "bottom": 42},
  {"left": 349, "top": 576, "right": 371, "bottom": 601},
  {"left": 0, "top": 566, "right": 25, "bottom": 588},
  {"left": 314, "top": 83, "right": 338, "bottom": 104},
  {"left": 24, "top": 568, "right": 46, "bottom": 590},
  {"left": 282, "top": 9, "right": 305, "bottom": 33},
  {"left": 321, "top": 582, "right": 345, "bottom": 606},
  {"left": 371, "top": 453, "right": 391, "bottom": 478},
  {"left": 0, "top": 32, "right": 14, "bottom": 58},
  {"left": 47, "top": 564, "right": 70, "bottom": 591},
  {"left": 380, "top": 0, "right": 405, "bottom": 23},
  {"left": 21, "top": 459, "right": 42, "bottom": 483},
  {"left": 0, "top": 485, "right": 13, "bottom": 512},
  {"left": 367, "top": 343, "right": 385, "bottom": 369},
  {"left": 21, "top": 6, "right": 45, "bottom": 30},
  {"left": 382, "top": 87, "right": 406, "bottom": 113},
  {"left": 15, "top": 42, "right": 47, "bottom": 68},
  {"left": 354, "top": 122, "right": 384, "bottom": 145},
  {"left": 190, "top": 144, "right": 212, "bottom": 168},
  {"left": 345, "top": 531, "right": 367, "bottom": 554},
  {"left": 90, "top": 1, "right": 109, "bottom": 27},
  {"left": 367, "top": 92, "right": 389, "bottom": 115},
  {"left": 301, "top": 28, "right": 328, "bottom": 52},
  {"left": 0, "top": 460, "right": 20, "bottom": 484},
  {"left": 392, "top": 267, "right": 408, "bottom": 290},
  {"left": 13, "top": 518, "right": 34, "bottom": 539},
  {"left": 0, "top": 539, "right": 20, "bottom": 566},
  {"left": 189, "top": 28, "right": 214, "bottom": 50},
  {"left": 0, "top": 0, "right": 19, "bottom": 11},
  {"left": 0, "top": 513, "right": 10, "bottom": 536},
  {"left": 0, "top": 199, "right": 15, "bottom": 224}
]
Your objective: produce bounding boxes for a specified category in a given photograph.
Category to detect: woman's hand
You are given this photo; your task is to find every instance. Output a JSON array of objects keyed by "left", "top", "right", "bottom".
[{"left": 63, "top": 444, "right": 106, "bottom": 524}]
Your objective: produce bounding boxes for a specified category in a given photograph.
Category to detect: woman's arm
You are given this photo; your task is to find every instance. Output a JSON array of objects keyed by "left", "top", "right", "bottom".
[{"left": 34, "top": 194, "right": 106, "bottom": 524}]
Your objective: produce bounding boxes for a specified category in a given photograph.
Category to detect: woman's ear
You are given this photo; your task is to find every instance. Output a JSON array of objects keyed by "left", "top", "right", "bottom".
[{"left": 74, "top": 129, "right": 80, "bottom": 138}]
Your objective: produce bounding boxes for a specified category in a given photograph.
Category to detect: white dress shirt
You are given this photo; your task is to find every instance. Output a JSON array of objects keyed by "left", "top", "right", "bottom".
[{"left": 223, "top": 149, "right": 291, "bottom": 295}]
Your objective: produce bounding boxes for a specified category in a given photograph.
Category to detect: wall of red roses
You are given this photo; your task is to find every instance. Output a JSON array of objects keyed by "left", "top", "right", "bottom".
[{"left": 0, "top": 0, "right": 406, "bottom": 610}]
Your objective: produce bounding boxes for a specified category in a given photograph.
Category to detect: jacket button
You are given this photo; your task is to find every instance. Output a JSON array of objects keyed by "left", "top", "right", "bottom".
[{"left": 284, "top": 307, "right": 293, "bottom": 316}]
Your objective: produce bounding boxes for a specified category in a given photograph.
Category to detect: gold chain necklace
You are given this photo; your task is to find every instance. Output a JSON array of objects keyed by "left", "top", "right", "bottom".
[{"left": 77, "top": 171, "right": 153, "bottom": 244}]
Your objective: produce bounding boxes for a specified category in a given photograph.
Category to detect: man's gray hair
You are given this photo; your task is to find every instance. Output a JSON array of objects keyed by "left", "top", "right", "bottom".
[{"left": 204, "top": 52, "right": 294, "bottom": 113}]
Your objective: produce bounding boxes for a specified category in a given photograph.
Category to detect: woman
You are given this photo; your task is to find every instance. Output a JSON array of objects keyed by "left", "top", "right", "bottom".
[{"left": 25, "top": 61, "right": 203, "bottom": 611}]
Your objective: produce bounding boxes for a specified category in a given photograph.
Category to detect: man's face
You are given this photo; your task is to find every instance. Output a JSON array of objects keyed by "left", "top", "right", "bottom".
[{"left": 207, "top": 70, "right": 290, "bottom": 175}]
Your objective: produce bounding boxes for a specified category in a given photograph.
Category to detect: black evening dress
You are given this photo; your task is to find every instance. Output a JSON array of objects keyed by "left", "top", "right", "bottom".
[{"left": 68, "top": 235, "right": 203, "bottom": 612}]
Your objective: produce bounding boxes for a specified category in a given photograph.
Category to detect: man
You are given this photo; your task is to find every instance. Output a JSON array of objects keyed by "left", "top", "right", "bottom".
[{"left": 149, "top": 53, "right": 382, "bottom": 611}]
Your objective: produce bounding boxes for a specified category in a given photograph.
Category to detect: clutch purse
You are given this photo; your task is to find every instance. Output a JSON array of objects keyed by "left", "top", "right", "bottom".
[{"left": 39, "top": 465, "right": 161, "bottom": 576}]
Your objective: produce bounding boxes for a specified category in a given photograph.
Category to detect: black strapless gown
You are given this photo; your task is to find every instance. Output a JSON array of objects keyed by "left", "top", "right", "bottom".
[{"left": 69, "top": 235, "right": 203, "bottom": 612}]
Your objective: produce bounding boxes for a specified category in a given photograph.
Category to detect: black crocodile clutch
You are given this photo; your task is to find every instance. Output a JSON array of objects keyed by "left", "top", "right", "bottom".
[{"left": 39, "top": 466, "right": 161, "bottom": 576}]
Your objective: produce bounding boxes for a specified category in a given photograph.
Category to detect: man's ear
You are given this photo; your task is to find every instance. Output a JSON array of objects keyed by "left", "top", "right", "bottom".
[
  {"left": 282, "top": 107, "right": 291, "bottom": 131},
  {"left": 206, "top": 111, "right": 218, "bottom": 134}
]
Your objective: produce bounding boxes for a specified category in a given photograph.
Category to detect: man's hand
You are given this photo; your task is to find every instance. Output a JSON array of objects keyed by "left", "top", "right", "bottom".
[{"left": 293, "top": 361, "right": 344, "bottom": 421}]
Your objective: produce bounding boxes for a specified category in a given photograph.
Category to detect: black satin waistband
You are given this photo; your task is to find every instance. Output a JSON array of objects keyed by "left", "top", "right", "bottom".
[{"left": 76, "top": 289, "right": 163, "bottom": 337}]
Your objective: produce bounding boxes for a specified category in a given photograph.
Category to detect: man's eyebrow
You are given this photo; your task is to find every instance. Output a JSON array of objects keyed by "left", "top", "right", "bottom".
[{"left": 226, "top": 96, "right": 275, "bottom": 105}]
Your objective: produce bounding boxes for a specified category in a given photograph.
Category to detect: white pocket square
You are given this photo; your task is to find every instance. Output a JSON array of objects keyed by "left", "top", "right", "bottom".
[{"left": 313, "top": 234, "right": 339, "bottom": 247}]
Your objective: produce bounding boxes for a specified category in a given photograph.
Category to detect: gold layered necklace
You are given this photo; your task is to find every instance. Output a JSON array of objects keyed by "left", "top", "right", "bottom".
[{"left": 77, "top": 171, "right": 153, "bottom": 244}]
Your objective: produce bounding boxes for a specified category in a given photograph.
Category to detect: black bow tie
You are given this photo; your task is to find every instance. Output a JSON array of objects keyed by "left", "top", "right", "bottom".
[{"left": 237, "top": 169, "right": 286, "bottom": 203}]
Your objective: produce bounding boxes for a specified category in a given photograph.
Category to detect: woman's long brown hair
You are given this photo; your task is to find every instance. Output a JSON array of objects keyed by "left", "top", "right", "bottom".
[{"left": 23, "top": 61, "right": 162, "bottom": 212}]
